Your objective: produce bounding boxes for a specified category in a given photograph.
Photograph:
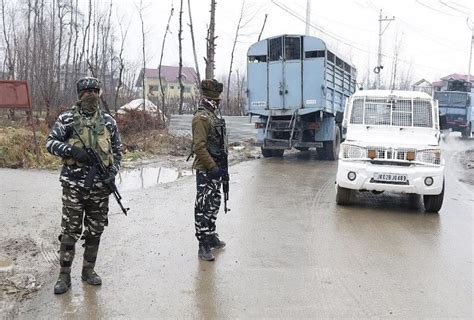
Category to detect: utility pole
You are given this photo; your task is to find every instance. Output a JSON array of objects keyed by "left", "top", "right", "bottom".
[
  {"left": 467, "top": 18, "right": 473, "bottom": 83},
  {"left": 375, "top": 9, "right": 395, "bottom": 89},
  {"left": 305, "top": 0, "right": 311, "bottom": 35}
]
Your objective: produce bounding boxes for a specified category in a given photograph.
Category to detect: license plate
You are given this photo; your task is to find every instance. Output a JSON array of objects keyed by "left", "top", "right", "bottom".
[{"left": 373, "top": 172, "right": 407, "bottom": 183}]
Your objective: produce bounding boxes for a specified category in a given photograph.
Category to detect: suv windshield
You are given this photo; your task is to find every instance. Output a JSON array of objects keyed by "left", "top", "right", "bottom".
[{"left": 350, "top": 97, "right": 433, "bottom": 128}]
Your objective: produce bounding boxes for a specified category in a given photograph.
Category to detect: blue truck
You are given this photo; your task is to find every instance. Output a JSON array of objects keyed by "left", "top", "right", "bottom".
[
  {"left": 434, "top": 79, "right": 472, "bottom": 137},
  {"left": 245, "top": 34, "right": 357, "bottom": 159}
]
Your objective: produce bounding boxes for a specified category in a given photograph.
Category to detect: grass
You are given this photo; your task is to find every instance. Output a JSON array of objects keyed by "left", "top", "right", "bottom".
[{"left": 0, "top": 125, "right": 192, "bottom": 169}]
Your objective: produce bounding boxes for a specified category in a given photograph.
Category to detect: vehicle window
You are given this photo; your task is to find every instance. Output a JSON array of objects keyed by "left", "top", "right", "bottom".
[
  {"left": 364, "top": 103, "right": 391, "bottom": 125},
  {"left": 284, "top": 36, "right": 301, "bottom": 60},
  {"left": 269, "top": 37, "right": 282, "bottom": 62},
  {"left": 413, "top": 100, "right": 433, "bottom": 127}
]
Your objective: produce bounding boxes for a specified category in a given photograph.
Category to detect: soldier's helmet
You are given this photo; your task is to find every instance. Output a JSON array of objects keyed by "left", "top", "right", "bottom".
[
  {"left": 200, "top": 79, "right": 223, "bottom": 100},
  {"left": 76, "top": 77, "right": 101, "bottom": 97}
]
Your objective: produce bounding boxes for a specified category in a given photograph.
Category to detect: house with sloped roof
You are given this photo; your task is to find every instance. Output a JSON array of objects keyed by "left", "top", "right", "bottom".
[
  {"left": 432, "top": 73, "right": 474, "bottom": 92},
  {"left": 136, "top": 66, "right": 198, "bottom": 99},
  {"left": 412, "top": 78, "right": 433, "bottom": 95}
]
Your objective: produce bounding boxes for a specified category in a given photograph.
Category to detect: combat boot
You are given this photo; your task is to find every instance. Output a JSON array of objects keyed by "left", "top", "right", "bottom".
[
  {"left": 209, "top": 234, "right": 226, "bottom": 250},
  {"left": 198, "top": 242, "right": 215, "bottom": 261},
  {"left": 81, "top": 268, "right": 102, "bottom": 285},
  {"left": 54, "top": 272, "right": 71, "bottom": 294},
  {"left": 82, "top": 237, "right": 102, "bottom": 285},
  {"left": 54, "top": 234, "right": 75, "bottom": 294}
]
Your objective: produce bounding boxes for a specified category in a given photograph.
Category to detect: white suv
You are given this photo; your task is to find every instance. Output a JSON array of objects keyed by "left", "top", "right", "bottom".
[{"left": 336, "top": 90, "right": 445, "bottom": 213}]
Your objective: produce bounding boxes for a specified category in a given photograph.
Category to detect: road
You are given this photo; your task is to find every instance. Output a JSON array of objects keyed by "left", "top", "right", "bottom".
[
  {"left": 9, "top": 135, "right": 473, "bottom": 319},
  {"left": 169, "top": 114, "right": 257, "bottom": 142}
]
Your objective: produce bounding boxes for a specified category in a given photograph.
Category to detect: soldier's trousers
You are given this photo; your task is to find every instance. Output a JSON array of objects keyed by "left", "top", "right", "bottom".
[
  {"left": 194, "top": 170, "right": 221, "bottom": 243},
  {"left": 61, "top": 184, "right": 110, "bottom": 242}
]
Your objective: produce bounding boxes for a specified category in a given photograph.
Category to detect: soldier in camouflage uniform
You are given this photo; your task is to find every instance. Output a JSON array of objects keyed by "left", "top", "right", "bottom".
[
  {"left": 192, "top": 79, "right": 228, "bottom": 261},
  {"left": 46, "top": 77, "right": 122, "bottom": 294}
]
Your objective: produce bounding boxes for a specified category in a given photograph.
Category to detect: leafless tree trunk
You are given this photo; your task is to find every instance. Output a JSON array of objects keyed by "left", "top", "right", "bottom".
[
  {"left": 158, "top": 3, "right": 174, "bottom": 123},
  {"left": 205, "top": 0, "right": 217, "bottom": 79},
  {"left": 226, "top": 1, "right": 245, "bottom": 113},
  {"left": 187, "top": 0, "right": 200, "bottom": 84},
  {"left": 114, "top": 17, "right": 130, "bottom": 113},
  {"left": 1, "top": 0, "right": 16, "bottom": 79},
  {"left": 178, "top": 0, "right": 184, "bottom": 114},
  {"left": 137, "top": 0, "right": 146, "bottom": 113},
  {"left": 257, "top": 13, "right": 267, "bottom": 41}
]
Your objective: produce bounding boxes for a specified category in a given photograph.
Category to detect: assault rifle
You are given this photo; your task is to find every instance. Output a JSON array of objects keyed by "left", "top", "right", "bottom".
[
  {"left": 218, "top": 124, "right": 230, "bottom": 214},
  {"left": 72, "top": 127, "right": 129, "bottom": 215},
  {"left": 221, "top": 152, "right": 230, "bottom": 214}
]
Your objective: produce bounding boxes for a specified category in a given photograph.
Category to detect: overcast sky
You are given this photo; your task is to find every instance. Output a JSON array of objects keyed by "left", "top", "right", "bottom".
[{"left": 111, "top": 0, "right": 473, "bottom": 85}]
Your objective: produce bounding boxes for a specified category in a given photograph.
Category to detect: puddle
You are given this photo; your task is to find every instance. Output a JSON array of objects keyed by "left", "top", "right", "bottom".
[{"left": 117, "top": 167, "right": 193, "bottom": 191}]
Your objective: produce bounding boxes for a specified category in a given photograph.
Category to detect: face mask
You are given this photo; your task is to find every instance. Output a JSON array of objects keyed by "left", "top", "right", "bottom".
[{"left": 80, "top": 93, "right": 99, "bottom": 113}]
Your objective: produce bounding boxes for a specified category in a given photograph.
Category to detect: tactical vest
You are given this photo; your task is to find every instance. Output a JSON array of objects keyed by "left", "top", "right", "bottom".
[
  {"left": 63, "top": 106, "right": 114, "bottom": 167},
  {"left": 195, "top": 107, "right": 228, "bottom": 160}
]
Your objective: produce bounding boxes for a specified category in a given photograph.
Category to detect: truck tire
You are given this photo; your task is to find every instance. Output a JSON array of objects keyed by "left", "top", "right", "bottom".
[
  {"left": 336, "top": 185, "right": 352, "bottom": 205},
  {"left": 322, "top": 126, "right": 341, "bottom": 160},
  {"left": 423, "top": 183, "right": 444, "bottom": 213},
  {"left": 261, "top": 147, "right": 273, "bottom": 158},
  {"left": 272, "top": 149, "right": 284, "bottom": 157},
  {"left": 461, "top": 124, "right": 471, "bottom": 138}
]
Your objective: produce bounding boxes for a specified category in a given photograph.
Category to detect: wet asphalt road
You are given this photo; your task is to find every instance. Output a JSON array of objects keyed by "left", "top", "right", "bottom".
[{"left": 15, "top": 136, "right": 473, "bottom": 318}]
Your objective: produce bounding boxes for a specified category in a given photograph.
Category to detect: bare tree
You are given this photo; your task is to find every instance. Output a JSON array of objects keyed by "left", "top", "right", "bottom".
[
  {"left": 114, "top": 16, "right": 130, "bottom": 113},
  {"left": 204, "top": 0, "right": 217, "bottom": 79},
  {"left": 257, "top": 13, "right": 267, "bottom": 41},
  {"left": 187, "top": 0, "right": 200, "bottom": 83},
  {"left": 158, "top": 3, "right": 174, "bottom": 123},
  {"left": 225, "top": 1, "right": 246, "bottom": 113},
  {"left": 177, "top": 0, "right": 184, "bottom": 114}
]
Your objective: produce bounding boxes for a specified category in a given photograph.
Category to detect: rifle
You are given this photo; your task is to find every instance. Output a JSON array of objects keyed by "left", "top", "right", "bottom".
[
  {"left": 221, "top": 152, "right": 230, "bottom": 214},
  {"left": 218, "top": 123, "right": 230, "bottom": 214},
  {"left": 72, "top": 126, "right": 129, "bottom": 215}
]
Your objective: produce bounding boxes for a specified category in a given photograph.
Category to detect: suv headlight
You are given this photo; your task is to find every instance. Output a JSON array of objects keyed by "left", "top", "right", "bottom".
[
  {"left": 416, "top": 149, "right": 441, "bottom": 165},
  {"left": 342, "top": 144, "right": 367, "bottom": 159}
]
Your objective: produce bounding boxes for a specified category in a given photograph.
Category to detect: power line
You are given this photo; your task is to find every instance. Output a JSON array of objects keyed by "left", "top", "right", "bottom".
[
  {"left": 438, "top": 0, "right": 471, "bottom": 16},
  {"left": 270, "top": 0, "right": 459, "bottom": 75},
  {"left": 414, "top": 0, "right": 464, "bottom": 17}
]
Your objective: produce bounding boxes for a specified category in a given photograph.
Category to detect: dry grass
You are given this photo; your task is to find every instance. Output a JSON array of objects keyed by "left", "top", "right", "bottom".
[
  {"left": 0, "top": 125, "right": 60, "bottom": 168},
  {"left": 0, "top": 124, "right": 192, "bottom": 169}
]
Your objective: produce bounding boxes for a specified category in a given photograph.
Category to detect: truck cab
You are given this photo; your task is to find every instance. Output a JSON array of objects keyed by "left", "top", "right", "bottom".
[{"left": 335, "top": 90, "right": 445, "bottom": 213}]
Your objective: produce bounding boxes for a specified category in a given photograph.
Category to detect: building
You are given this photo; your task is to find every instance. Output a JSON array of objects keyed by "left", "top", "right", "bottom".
[
  {"left": 412, "top": 78, "right": 433, "bottom": 95},
  {"left": 136, "top": 66, "right": 198, "bottom": 99},
  {"left": 432, "top": 73, "right": 474, "bottom": 92}
]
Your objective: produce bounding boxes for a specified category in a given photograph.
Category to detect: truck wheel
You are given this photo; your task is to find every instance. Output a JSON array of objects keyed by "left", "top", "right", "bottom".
[
  {"left": 272, "top": 149, "right": 284, "bottom": 157},
  {"left": 261, "top": 147, "right": 273, "bottom": 158},
  {"left": 322, "top": 126, "right": 341, "bottom": 160},
  {"left": 423, "top": 183, "right": 444, "bottom": 213},
  {"left": 336, "top": 185, "right": 352, "bottom": 205},
  {"left": 461, "top": 124, "right": 471, "bottom": 138}
]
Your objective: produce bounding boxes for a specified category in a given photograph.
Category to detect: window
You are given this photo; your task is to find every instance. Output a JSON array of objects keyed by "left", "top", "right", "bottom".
[
  {"left": 327, "top": 51, "right": 335, "bottom": 63},
  {"left": 248, "top": 55, "right": 267, "bottom": 63},
  {"left": 284, "top": 36, "right": 301, "bottom": 60},
  {"left": 148, "top": 85, "right": 159, "bottom": 92},
  {"left": 170, "top": 85, "right": 175, "bottom": 89},
  {"left": 269, "top": 37, "right": 283, "bottom": 61},
  {"left": 305, "top": 50, "right": 325, "bottom": 58}
]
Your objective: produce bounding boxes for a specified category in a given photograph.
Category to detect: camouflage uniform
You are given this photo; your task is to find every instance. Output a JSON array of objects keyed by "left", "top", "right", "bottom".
[
  {"left": 192, "top": 79, "right": 228, "bottom": 261},
  {"left": 46, "top": 77, "right": 122, "bottom": 293}
]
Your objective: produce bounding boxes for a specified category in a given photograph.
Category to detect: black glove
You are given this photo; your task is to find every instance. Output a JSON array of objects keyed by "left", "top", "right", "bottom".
[
  {"left": 208, "top": 166, "right": 226, "bottom": 180},
  {"left": 102, "top": 170, "right": 116, "bottom": 187},
  {"left": 70, "top": 145, "right": 91, "bottom": 165}
]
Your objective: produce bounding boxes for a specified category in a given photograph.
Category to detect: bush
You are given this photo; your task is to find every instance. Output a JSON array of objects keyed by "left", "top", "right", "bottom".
[{"left": 116, "top": 109, "right": 164, "bottom": 135}]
